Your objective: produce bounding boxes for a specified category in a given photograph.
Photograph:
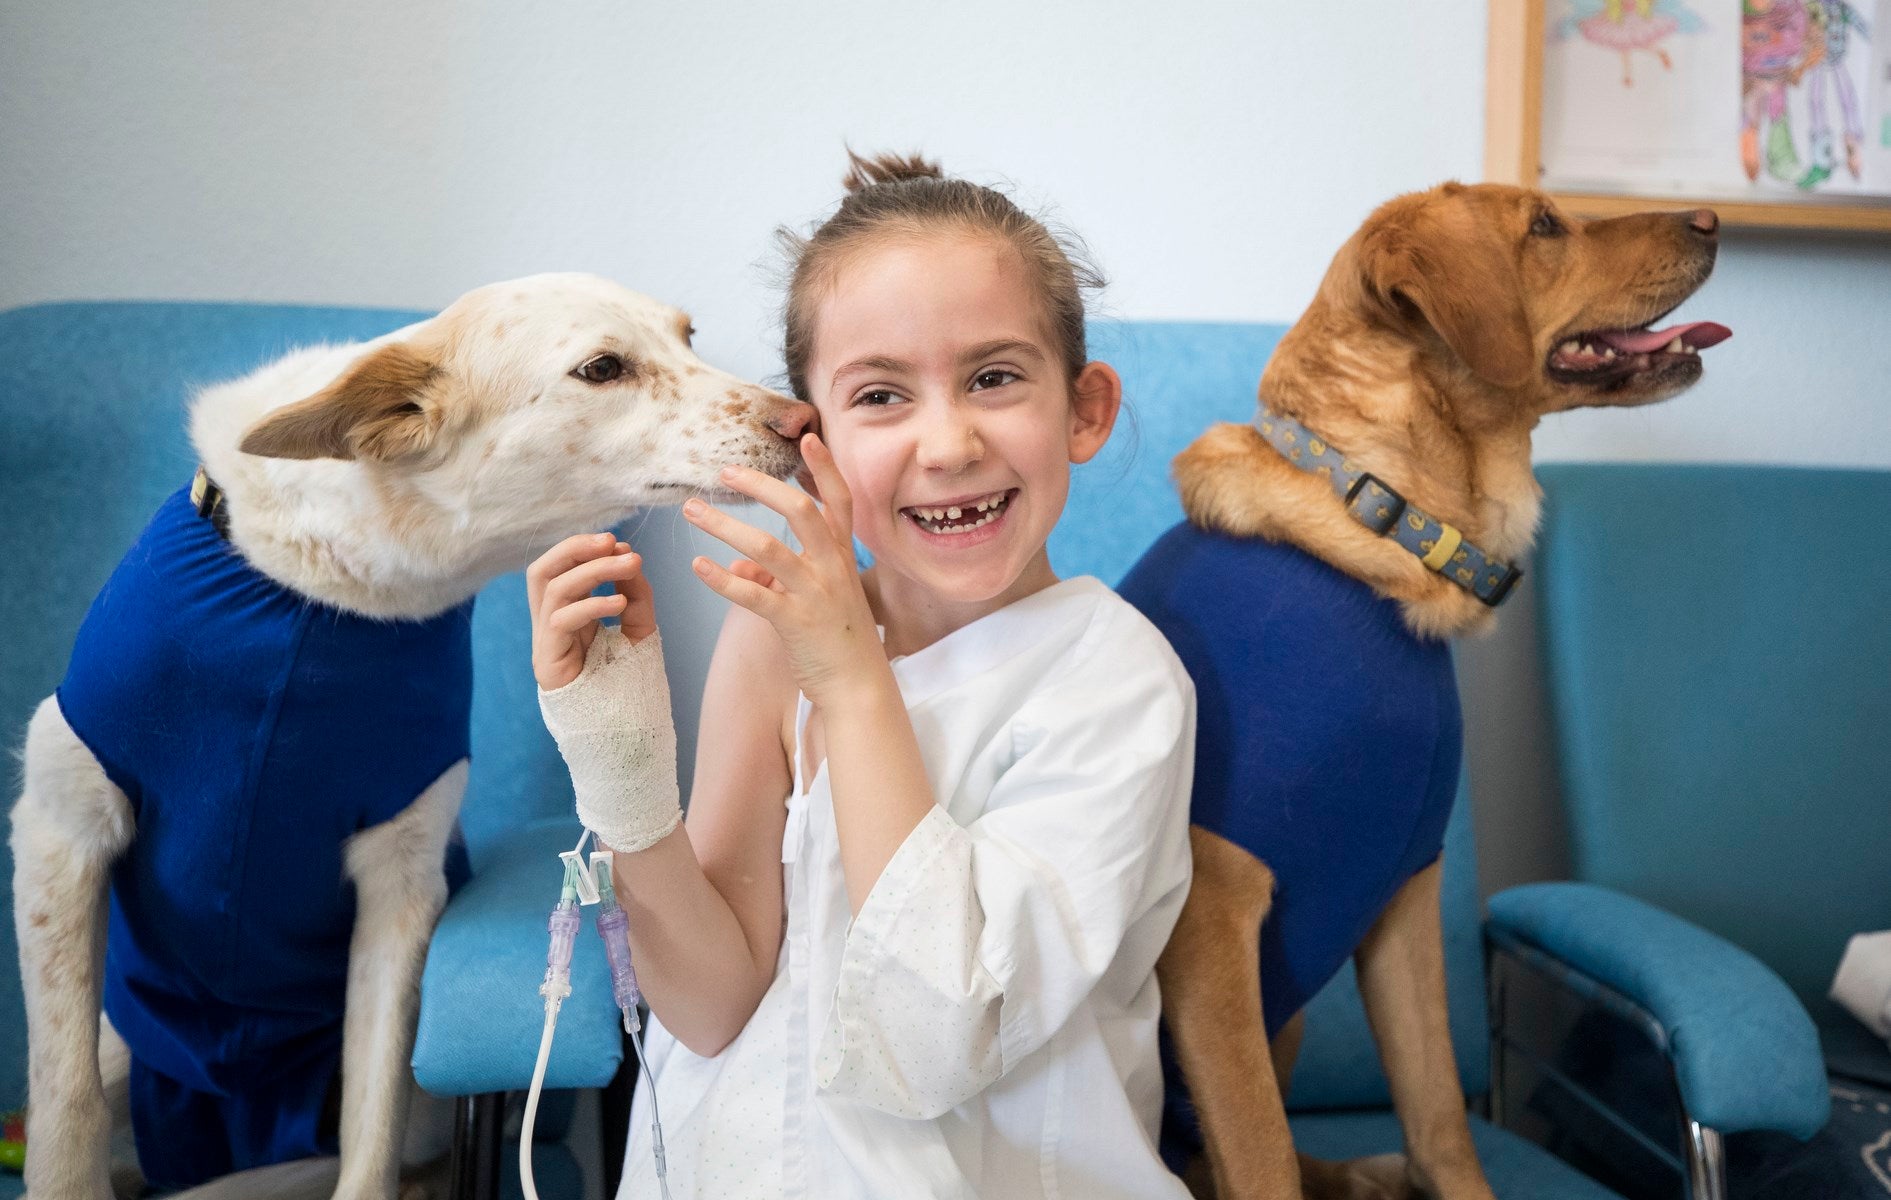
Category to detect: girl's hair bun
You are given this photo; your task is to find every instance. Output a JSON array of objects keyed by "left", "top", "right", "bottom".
[{"left": 842, "top": 150, "right": 944, "bottom": 193}]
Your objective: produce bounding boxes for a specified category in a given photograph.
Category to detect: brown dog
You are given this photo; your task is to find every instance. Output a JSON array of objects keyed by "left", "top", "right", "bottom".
[{"left": 1142, "top": 183, "right": 1725, "bottom": 1199}]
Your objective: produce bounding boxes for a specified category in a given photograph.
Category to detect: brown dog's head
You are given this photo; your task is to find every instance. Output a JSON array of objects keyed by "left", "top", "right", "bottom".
[{"left": 1322, "top": 182, "right": 1728, "bottom": 422}]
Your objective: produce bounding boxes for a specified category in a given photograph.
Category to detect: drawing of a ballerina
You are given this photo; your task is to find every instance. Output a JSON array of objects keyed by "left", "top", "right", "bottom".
[
  {"left": 1743, "top": 0, "right": 1817, "bottom": 185},
  {"left": 1558, "top": 0, "right": 1707, "bottom": 87}
]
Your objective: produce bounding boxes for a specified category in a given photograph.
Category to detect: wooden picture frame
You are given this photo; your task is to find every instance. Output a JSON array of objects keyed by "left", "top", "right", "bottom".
[{"left": 1486, "top": 0, "right": 1891, "bottom": 232}]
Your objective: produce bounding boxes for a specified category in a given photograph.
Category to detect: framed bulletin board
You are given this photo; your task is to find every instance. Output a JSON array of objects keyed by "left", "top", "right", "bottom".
[{"left": 1486, "top": 0, "right": 1891, "bottom": 231}]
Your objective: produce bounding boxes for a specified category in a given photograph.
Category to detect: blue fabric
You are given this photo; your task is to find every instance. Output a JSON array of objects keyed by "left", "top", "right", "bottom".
[
  {"left": 1, "top": 302, "right": 434, "bottom": 1114},
  {"left": 413, "top": 819, "right": 624, "bottom": 1096},
  {"left": 54, "top": 486, "right": 474, "bottom": 1188},
  {"left": 1288, "top": 1112, "right": 1625, "bottom": 1199},
  {"left": 1535, "top": 464, "right": 1891, "bottom": 1005},
  {"left": 1119, "top": 522, "right": 1461, "bottom": 1165},
  {"left": 1285, "top": 780, "right": 1490, "bottom": 1110},
  {"left": 1489, "top": 882, "right": 1830, "bottom": 1138}
]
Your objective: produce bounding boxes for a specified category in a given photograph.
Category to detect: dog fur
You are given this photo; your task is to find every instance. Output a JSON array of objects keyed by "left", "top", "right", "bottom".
[
  {"left": 1159, "top": 183, "right": 1722, "bottom": 1199},
  {"left": 12, "top": 272, "right": 813, "bottom": 1198}
]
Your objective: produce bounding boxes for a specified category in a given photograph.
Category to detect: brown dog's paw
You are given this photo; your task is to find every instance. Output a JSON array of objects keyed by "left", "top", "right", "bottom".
[{"left": 1299, "top": 1152, "right": 1418, "bottom": 1200}]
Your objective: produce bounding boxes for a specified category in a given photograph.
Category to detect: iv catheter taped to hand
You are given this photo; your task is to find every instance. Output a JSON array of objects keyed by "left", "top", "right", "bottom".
[{"left": 538, "top": 628, "right": 681, "bottom": 853}]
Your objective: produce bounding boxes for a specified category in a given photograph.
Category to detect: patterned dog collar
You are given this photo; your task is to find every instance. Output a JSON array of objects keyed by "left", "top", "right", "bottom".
[{"left": 1253, "top": 404, "right": 1522, "bottom": 608}]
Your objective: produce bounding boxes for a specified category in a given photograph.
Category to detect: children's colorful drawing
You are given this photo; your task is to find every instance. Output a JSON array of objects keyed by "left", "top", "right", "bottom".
[
  {"left": 1742, "top": 0, "right": 1874, "bottom": 189},
  {"left": 1558, "top": 0, "right": 1709, "bottom": 86}
]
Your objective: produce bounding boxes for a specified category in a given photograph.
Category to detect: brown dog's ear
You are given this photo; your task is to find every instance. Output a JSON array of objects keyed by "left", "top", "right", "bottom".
[
  {"left": 1359, "top": 218, "right": 1536, "bottom": 391},
  {"left": 239, "top": 341, "right": 444, "bottom": 462}
]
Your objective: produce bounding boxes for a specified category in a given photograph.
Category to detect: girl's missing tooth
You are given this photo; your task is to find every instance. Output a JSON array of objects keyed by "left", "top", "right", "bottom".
[{"left": 531, "top": 152, "right": 1196, "bottom": 1199}]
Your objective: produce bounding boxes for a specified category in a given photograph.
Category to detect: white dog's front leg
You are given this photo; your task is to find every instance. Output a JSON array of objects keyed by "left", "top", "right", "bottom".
[
  {"left": 332, "top": 760, "right": 466, "bottom": 1200},
  {"left": 11, "top": 697, "right": 135, "bottom": 1200}
]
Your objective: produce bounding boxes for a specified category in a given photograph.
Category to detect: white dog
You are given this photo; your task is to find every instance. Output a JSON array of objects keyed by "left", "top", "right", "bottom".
[{"left": 10, "top": 273, "right": 813, "bottom": 1199}]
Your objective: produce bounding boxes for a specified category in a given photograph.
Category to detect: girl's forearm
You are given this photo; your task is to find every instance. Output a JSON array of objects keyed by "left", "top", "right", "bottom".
[
  {"left": 609, "top": 823, "right": 776, "bottom": 1057},
  {"left": 822, "top": 668, "right": 939, "bottom": 915}
]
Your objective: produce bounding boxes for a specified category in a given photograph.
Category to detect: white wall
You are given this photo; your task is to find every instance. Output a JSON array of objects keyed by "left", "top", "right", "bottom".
[{"left": 5, "top": 1, "right": 1888, "bottom": 893}]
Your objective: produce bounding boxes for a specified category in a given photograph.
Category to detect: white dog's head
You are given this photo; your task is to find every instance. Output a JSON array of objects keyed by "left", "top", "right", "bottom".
[{"left": 236, "top": 273, "right": 813, "bottom": 540}]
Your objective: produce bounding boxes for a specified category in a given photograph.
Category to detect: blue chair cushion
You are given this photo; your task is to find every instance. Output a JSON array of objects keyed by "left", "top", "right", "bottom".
[
  {"left": 1049, "top": 320, "right": 1286, "bottom": 586},
  {"left": 1288, "top": 1111, "right": 1624, "bottom": 1199},
  {"left": 1488, "top": 881, "right": 1829, "bottom": 1138},
  {"left": 1535, "top": 464, "right": 1891, "bottom": 1004},
  {"left": 413, "top": 819, "right": 624, "bottom": 1095}
]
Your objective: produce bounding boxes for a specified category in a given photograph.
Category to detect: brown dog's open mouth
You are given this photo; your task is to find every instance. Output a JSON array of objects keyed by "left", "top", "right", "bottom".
[{"left": 1547, "top": 320, "right": 1732, "bottom": 388}]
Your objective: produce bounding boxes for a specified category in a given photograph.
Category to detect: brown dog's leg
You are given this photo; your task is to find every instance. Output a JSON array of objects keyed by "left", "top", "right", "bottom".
[
  {"left": 1352, "top": 861, "right": 1495, "bottom": 1200},
  {"left": 1257, "top": 1016, "right": 1409, "bottom": 1200},
  {"left": 1158, "top": 827, "right": 1300, "bottom": 1200}
]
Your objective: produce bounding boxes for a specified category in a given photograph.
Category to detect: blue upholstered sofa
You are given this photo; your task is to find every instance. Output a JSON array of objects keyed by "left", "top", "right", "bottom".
[{"left": 2, "top": 303, "right": 1844, "bottom": 1199}]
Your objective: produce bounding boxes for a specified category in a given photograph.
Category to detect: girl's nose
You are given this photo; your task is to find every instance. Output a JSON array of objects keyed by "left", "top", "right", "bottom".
[{"left": 915, "top": 405, "right": 984, "bottom": 472}]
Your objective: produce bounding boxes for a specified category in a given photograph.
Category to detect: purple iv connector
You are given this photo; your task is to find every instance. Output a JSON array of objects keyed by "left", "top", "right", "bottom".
[{"left": 596, "top": 897, "right": 643, "bottom": 1017}]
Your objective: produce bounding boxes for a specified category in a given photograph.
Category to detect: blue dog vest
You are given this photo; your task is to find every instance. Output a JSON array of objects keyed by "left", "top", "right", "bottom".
[
  {"left": 55, "top": 486, "right": 473, "bottom": 1188},
  {"left": 1118, "top": 521, "right": 1461, "bottom": 1169}
]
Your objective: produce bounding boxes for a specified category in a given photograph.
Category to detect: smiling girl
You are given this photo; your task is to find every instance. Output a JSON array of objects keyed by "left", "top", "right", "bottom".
[{"left": 530, "top": 153, "right": 1195, "bottom": 1199}]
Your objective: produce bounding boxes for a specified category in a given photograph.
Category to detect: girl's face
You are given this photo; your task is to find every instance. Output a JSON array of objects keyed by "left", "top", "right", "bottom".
[{"left": 805, "top": 232, "right": 1119, "bottom": 611}]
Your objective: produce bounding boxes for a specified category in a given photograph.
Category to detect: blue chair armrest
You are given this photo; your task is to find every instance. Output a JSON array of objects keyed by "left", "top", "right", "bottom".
[
  {"left": 413, "top": 818, "right": 624, "bottom": 1096},
  {"left": 1487, "top": 882, "right": 1828, "bottom": 1139}
]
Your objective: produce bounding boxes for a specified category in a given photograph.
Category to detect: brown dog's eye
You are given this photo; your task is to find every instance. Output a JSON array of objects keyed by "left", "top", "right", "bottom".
[
  {"left": 1530, "top": 210, "right": 1564, "bottom": 237},
  {"left": 573, "top": 354, "right": 623, "bottom": 384}
]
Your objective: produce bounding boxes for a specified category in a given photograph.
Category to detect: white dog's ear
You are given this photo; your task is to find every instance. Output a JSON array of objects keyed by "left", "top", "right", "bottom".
[{"left": 240, "top": 341, "right": 444, "bottom": 462}]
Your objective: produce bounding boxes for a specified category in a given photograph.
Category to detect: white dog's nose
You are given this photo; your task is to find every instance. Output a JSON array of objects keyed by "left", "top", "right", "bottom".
[{"left": 765, "top": 400, "right": 818, "bottom": 441}]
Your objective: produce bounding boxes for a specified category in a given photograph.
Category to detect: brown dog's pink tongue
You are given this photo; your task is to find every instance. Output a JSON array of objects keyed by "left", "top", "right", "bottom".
[{"left": 1596, "top": 322, "right": 1733, "bottom": 353}]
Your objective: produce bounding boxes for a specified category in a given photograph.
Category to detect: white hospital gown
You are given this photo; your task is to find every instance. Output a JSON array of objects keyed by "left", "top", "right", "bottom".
[{"left": 617, "top": 576, "right": 1197, "bottom": 1199}]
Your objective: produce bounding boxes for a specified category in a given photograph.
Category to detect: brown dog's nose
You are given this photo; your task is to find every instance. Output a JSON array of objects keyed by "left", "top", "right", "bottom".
[
  {"left": 766, "top": 400, "right": 818, "bottom": 441},
  {"left": 1688, "top": 208, "right": 1719, "bottom": 237}
]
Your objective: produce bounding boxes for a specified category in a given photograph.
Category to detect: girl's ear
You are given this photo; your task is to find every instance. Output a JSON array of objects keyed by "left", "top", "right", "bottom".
[{"left": 1067, "top": 362, "right": 1122, "bottom": 465}]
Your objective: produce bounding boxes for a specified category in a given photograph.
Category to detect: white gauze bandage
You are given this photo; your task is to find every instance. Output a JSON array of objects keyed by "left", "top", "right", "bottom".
[{"left": 538, "top": 628, "right": 682, "bottom": 853}]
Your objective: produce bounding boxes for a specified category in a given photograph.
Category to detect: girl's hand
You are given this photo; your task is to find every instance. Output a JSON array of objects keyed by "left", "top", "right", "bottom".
[
  {"left": 684, "top": 433, "right": 887, "bottom": 709},
  {"left": 526, "top": 532, "right": 657, "bottom": 691}
]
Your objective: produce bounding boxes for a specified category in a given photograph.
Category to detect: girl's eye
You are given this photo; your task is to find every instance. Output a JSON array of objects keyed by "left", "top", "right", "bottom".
[
  {"left": 573, "top": 353, "right": 623, "bottom": 384},
  {"left": 971, "top": 369, "right": 1019, "bottom": 391},
  {"left": 854, "top": 389, "right": 904, "bottom": 408}
]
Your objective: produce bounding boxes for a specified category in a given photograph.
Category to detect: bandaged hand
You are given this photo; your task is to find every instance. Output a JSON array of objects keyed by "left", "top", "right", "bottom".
[{"left": 538, "top": 627, "right": 681, "bottom": 853}]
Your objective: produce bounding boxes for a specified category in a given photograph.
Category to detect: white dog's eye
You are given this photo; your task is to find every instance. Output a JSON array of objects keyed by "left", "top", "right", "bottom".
[{"left": 574, "top": 354, "right": 623, "bottom": 384}]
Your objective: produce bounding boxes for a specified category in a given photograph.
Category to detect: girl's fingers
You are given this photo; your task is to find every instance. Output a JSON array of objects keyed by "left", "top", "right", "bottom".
[
  {"left": 714, "top": 465, "right": 839, "bottom": 568},
  {"left": 527, "top": 532, "right": 619, "bottom": 612},
  {"left": 798, "top": 432, "right": 855, "bottom": 548},
  {"left": 727, "top": 558, "right": 784, "bottom": 593},
  {"left": 547, "top": 592, "right": 628, "bottom": 636},
  {"left": 541, "top": 548, "right": 643, "bottom": 618},
  {"left": 692, "top": 555, "right": 783, "bottom": 617},
  {"left": 682, "top": 498, "right": 808, "bottom": 585}
]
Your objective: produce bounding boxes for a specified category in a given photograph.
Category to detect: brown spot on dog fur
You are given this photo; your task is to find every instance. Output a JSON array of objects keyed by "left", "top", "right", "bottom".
[
  {"left": 589, "top": 454, "right": 604, "bottom": 465},
  {"left": 28, "top": 909, "right": 49, "bottom": 928}
]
